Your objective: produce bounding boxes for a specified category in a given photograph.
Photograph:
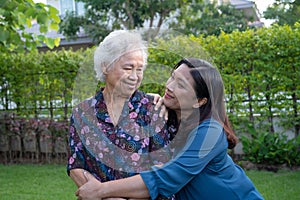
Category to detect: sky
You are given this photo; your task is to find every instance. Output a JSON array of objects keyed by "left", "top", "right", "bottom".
[
  {"left": 254, "top": 0, "right": 276, "bottom": 26},
  {"left": 254, "top": 0, "right": 275, "bottom": 13}
]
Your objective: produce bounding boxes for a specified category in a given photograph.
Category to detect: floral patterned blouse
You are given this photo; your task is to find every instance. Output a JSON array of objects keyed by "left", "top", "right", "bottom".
[{"left": 67, "top": 88, "right": 178, "bottom": 184}]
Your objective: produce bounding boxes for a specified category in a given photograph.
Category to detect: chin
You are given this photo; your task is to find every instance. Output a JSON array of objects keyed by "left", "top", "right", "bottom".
[
  {"left": 130, "top": 88, "right": 138, "bottom": 94},
  {"left": 164, "top": 100, "right": 175, "bottom": 109}
]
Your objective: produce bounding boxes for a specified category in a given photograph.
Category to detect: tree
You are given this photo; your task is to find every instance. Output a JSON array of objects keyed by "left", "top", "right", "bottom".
[
  {"left": 60, "top": 0, "right": 251, "bottom": 42},
  {"left": 0, "top": 0, "right": 61, "bottom": 52},
  {"left": 264, "top": 0, "right": 300, "bottom": 26},
  {"left": 59, "top": 0, "right": 196, "bottom": 44},
  {"left": 169, "top": 1, "right": 248, "bottom": 37}
]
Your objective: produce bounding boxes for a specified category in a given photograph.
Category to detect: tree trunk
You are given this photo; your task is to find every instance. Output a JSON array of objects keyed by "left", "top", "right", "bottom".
[
  {"left": 266, "top": 84, "right": 274, "bottom": 133},
  {"left": 292, "top": 92, "right": 299, "bottom": 137}
]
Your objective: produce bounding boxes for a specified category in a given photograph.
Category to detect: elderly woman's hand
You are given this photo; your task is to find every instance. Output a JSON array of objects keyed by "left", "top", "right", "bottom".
[
  {"left": 75, "top": 172, "right": 144, "bottom": 200},
  {"left": 148, "top": 93, "right": 168, "bottom": 121},
  {"left": 76, "top": 171, "right": 131, "bottom": 200},
  {"left": 75, "top": 171, "right": 103, "bottom": 200}
]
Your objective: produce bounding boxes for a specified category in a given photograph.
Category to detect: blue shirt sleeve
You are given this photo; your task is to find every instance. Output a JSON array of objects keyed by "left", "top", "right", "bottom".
[{"left": 140, "top": 119, "right": 227, "bottom": 199}]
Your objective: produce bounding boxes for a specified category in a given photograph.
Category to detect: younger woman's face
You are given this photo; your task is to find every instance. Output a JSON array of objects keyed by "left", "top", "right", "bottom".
[{"left": 163, "top": 64, "right": 199, "bottom": 116}]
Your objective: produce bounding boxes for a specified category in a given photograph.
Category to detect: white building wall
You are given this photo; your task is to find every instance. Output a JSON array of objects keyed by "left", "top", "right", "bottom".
[{"left": 47, "top": 0, "right": 61, "bottom": 14}]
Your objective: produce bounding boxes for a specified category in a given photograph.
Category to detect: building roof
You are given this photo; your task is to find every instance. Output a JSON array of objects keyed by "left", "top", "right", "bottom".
[
  {"left": 230, "top": 0, "right": 255, "bottom": 9},
  {"left": 230, "top": 0, "right": 263, "bottom": 25},
  {"left": 23, "top": 22, "right": 93, "bottom": 51}
]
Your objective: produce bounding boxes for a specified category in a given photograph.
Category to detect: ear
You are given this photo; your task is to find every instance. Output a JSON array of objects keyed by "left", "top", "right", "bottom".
[
  {"left": 101, "top": 63, "right": 108, "bottom": 75},
  {"left": 192, "top": 98, "right": 208, "bottom": 108}
]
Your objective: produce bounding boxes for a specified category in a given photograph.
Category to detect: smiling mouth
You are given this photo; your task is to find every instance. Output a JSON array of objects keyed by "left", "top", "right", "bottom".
[
  {"left": 125, "top": 83, "right": 137, "bottom": 89},
  {"left": 164, "top": 92, "right": 174, "bottom": 99}
]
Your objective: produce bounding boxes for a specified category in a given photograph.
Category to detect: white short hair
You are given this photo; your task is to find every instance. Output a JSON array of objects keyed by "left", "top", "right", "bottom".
[{"left": 94, "top": 30, "right": 148, "bottom": 82}]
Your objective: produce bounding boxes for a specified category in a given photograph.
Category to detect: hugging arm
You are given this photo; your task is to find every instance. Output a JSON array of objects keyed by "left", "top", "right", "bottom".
[
  {"left": 76, "top": 173, "right": 149, "bottom": 199},
  {"left": 70, "top": 168, "right": 88, "bottom": 188},
  {"left": 101, "top": 174, "right": 149, "bottom": 198},
  {"left": 76, "top": 121, "right": 225, "bottom": 199}
]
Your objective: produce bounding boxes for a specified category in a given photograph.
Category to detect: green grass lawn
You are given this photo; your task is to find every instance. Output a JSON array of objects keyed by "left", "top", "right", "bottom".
[
  {"left": 246, "top": 170, "right": 300, "bottom": 200},
  {"left": 0, "top": 164, "right": 299, "bottom": 200},
  {"left": 0, "top": 164, "right": 77, "bottom": 200}
]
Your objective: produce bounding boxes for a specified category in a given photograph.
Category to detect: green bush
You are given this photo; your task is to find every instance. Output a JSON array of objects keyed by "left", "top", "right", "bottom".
[{"left": 241, "top": 127, "right": 300, "bottom": 166}]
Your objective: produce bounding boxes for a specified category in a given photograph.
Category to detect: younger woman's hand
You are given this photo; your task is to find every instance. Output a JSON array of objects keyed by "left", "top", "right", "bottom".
[{"left": 148, "top": 93, "right": 168, "bottom": 121}]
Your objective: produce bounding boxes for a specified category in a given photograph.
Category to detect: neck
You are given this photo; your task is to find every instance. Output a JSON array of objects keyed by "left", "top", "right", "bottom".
[
  {"left": 103, "top": 87, "right": 128, "bottom": 105},
  {"left": 103, "top": 87, "right": 129, "bottom": 125},
  {"left": 175, "top": 109, "right": 193, "bottom": 122}
]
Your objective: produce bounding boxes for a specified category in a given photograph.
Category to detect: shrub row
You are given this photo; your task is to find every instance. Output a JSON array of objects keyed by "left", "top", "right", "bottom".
[{"left": 0, "top": 113, "right": 68, "bottom": 164}]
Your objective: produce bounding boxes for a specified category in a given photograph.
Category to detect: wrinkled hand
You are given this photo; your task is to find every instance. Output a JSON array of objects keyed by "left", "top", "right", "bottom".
[
  {"left": 148, "top": 93, "right": 168, "bottom": 121},
  {"left": 75, "top": 172, "right": 147, "bottom": 200},
  {"left": 75, "top": 171, "right": 104, "bottom": 200}
]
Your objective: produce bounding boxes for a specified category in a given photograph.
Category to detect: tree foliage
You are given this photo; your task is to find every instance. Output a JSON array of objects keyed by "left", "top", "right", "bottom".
[
  {"left": 0, "top": 0, "right": 61, "bottom": 52},
  {"left": 59, "top": 0, "right": 191, "bottom": 44},
  {"left": 264, "top": 0, "right": 300, "bottom": 26},
  {"left": 59, "top": 0, "right": 254, "bottom": 44},
  {"left": 169, "top": 1, "right": 248, "bottom": 37}
]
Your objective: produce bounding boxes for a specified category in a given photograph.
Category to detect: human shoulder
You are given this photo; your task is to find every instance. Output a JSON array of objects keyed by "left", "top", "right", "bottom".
[
  {"left": 71, "top": 89, "right": 102, "bottom": 115},
  {"left": 128, "top": 90, "right": 156, "bottom": 115},
  {"left": 198, "top": 118, "right": 222, "bottom": 129},
  {"left": 192, "top": 118, "right": 223, "bottom": 137},
  {"left": 187, "top": 118, "right": 226, "bottom": 156},
  {"left": 131, "top": 90, "right": 155, "bottom": 104},
  {"left": 72, "top": 96, "right": 96, "bottom": 111}
]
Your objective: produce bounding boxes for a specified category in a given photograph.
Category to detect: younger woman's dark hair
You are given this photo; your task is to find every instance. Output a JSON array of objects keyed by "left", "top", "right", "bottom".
[{"left": 174, "top": 58, "right": 238, "bottom": 149}]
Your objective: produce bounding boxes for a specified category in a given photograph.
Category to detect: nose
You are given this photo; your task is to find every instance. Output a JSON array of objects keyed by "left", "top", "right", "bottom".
[
  {"left": 128, "top": 69, "right": 138, "bottom": 81},
  {"left": 166, "top": 79, "right": 174, "bottom": 92}
]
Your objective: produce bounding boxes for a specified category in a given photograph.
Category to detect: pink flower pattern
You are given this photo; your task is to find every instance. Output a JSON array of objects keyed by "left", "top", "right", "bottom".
[{"left": 67, "top": 89, "right": 178, "bottom": 200}]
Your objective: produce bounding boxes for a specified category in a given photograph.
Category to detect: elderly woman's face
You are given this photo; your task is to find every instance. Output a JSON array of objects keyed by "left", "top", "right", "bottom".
[{"left": 105, "top": 50, "right": 144, "bottom": 97}]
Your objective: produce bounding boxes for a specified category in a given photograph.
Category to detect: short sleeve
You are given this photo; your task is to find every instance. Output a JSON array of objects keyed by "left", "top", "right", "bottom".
[{"left": 66, "top": 113, "right": 87, "bottom": 175}]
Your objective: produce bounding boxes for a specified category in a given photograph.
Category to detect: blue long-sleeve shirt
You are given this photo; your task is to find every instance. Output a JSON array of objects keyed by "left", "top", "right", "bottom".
[{"left": 140, "top": 118, "right": 264, "bottom": 200}]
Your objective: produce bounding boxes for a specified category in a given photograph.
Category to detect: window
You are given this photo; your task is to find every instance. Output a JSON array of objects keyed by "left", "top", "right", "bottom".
[{"left": 60, "top": 0, "right": 85, "bottom": 16}]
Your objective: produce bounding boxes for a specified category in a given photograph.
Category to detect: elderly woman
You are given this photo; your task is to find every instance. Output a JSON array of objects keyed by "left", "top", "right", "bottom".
[
  {"left": 75, "top": 58, "right": 264, "bottom": 200},
  {"left": 67, "top": 30, "right": 178, "bottom": 199}
]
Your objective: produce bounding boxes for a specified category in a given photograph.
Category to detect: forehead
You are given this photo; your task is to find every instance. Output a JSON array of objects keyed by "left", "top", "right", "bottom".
[
  {"left": 120, "top": 50, "right": 144, "bottom": 60},
  {"left": 174, "top": 64, "right": 195, "bottom": 85},
  {"left": 111, "top": 50, "right": 143, "bottom": 66}
]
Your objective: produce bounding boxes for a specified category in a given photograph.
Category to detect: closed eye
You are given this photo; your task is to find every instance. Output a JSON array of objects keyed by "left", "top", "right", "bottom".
[
  {"left": 178, "top": 82, "right": 185, "bottom": 88},
  {"left": 123, "top": 64, "right": 133, "bottom": 70},
  {"left": 136, "top": 67, "right": 143, "bottom": 72}
]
